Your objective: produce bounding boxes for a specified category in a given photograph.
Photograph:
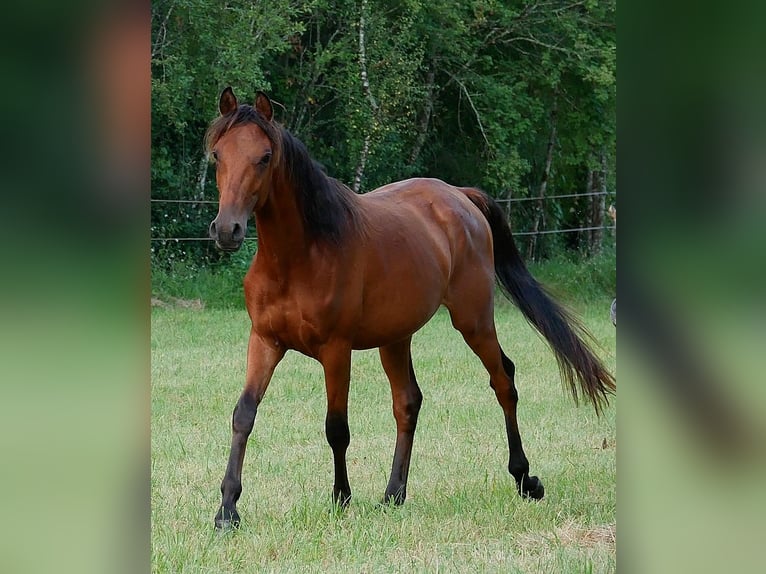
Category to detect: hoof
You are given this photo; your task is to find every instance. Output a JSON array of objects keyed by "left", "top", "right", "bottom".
[
  {"left": 332, "top": 489, "right": 352, "bottom": 510},
  {"left": 519, "top": 475, "right": 545, "bottom": 500},
  {"left": 380, "top": 487, "right": 406, "bottom": 506},
  {"left": 215, "top": 518, "right": 238, "bottom": 532},
  {"left": 214, "top": 506, "right": 240, "bottom": 530}
]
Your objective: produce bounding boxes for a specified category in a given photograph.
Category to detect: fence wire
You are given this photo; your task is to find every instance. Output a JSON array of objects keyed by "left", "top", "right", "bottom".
[{"left": 150, "top": 191, "right": 615, "bottom": 242}]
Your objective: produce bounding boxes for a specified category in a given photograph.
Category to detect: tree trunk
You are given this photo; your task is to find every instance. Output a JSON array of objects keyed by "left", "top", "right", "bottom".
[
  {"left": 353, "top": 0, "right": 377, "bottom": 193},
  {"left": 195, "top": 151, "right": 210, "bottom": 198},
  {"left": 527, "top": 96, "right": 557, "bottom": 261},
  {"left": 352, "top": 135, "right": 370, "bottom": 194},
  {"left": 408, "top": 67, "right": 435, "bottom": 167}
]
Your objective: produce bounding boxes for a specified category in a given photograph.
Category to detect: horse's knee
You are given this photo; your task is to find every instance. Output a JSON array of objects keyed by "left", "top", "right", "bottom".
[
  {"left": 393, "top": 388, "right": 423, "bottom": 432},
  {"left": 232, "top": 394, "right": 258, "bottom": 435}
]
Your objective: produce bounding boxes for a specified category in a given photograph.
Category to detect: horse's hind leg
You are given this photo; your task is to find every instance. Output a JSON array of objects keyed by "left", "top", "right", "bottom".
[
  {"left": 379, "top": 336, "right": 423, "bottom": 505},
  {"left": 446, "top": 304, "right": 544, "bottom": 500}
]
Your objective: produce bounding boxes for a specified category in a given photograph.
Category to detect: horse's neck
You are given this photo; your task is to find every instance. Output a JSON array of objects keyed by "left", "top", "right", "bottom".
[{"left": 253, "top": 173, "right": 309, "bottom": 265}]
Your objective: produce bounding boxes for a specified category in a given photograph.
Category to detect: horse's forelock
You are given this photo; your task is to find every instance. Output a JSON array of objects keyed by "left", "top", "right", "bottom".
[{"left": 204, "top": 104, "right": 279, "bottom": 153}]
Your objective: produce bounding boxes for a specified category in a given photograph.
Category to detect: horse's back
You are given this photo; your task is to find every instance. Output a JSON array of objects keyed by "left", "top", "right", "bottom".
[
  {"left": 364, "top": 177, "right": 489, "bottom": 236},
  {"left": 365, "top": 177, "right": 472, "bottom": 209},
  {"left": 363, "top": 177, "right": 493, "bottom": 258}
]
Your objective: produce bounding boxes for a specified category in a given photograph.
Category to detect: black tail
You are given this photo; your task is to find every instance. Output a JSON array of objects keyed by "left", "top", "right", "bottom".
[{"left": 462, "top": 188, "right": 616, "bottom": 414}]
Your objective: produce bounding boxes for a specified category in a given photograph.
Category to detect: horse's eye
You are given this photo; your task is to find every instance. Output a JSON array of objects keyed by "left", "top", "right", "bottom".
[
  {"left": 211, "top": 150, "right": 218, "bottom": 162},
  {"left": 260, "top": 153, "right": 272, "bottom": 166}
]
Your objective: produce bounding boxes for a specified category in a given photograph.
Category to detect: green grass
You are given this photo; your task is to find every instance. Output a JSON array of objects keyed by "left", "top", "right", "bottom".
[{"left": 151, "top": 298, "right": 616, "bottom": 573}]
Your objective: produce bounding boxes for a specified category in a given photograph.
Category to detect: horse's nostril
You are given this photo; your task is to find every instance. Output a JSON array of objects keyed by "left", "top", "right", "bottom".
[
  {"left": 209, "top": 221, "right": 217, "bottom": 239},
  {"left": 232, "top": 222, "right": 244, "bottom": 240}
]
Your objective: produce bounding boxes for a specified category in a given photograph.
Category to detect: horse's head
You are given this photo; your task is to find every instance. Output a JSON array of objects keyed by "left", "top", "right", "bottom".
[{"left": 207, "top": 87, "right": 276, "bottom": 252}]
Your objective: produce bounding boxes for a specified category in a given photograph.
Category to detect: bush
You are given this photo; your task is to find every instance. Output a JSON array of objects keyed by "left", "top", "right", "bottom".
[
  {"left": 151, "top": 240, "right": 258, "bottom": 309},
  {"left": 527, "top": 246, "right": 616, "bottom": 304}
]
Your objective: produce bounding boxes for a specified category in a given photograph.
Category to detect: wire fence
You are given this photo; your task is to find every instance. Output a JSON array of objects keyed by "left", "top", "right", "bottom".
[
  {"left": 494, "top": 190, "right": 611, "bottom": 205},
  {"left": 150, "top": 190, "right": 615, "bottom": 242}
]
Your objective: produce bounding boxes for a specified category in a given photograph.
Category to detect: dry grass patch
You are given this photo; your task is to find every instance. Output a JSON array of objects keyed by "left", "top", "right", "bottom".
[
  {"left": 151, "top": 296, "right": 205, "bottom": 310},
  {"left": 517, "top": 519, "right": 616, "bottom": 550}
]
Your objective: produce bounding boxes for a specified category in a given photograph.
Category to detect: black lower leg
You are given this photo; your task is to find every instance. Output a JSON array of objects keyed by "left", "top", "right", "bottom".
[
  {"left": 215, "top": 393, "right": 258, "bottom": 528},
  {"left": 383, "top": 379, "right": 422, "bottom": 505},
  {"left": 383, "top": 430, "right": 416, "bottom": 505},
  {"left": 500, "top": 351, "right": 544, "bottom": 500},
  {"left": 326, "top": 411, "right": 351, "bottom": 506},
  {"left": 505, "top": 420, "right": 544, "bottom": 499}
]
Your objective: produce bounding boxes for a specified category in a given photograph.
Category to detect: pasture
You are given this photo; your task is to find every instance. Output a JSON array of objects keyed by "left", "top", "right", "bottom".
[{"left": 151, "top": 297, "right": 615, "bottom": 573}]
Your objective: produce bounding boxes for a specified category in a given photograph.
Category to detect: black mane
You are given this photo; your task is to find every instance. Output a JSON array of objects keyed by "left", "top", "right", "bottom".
[{"left": 279, "top": 128, "right": 360, "bottom": 244}]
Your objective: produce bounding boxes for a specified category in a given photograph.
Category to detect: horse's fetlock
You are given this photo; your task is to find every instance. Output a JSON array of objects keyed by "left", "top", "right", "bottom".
[
  {"left": 221, "top": 477, "right": 242, "bottom": 501},
  {"left": 509, "top": 460, "right": 530, "bottom": 481}
]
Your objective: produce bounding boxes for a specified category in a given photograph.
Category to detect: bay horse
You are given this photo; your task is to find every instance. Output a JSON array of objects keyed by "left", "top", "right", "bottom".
[{"left": 206, "top": 87, "right": 615, "bottom": 529}]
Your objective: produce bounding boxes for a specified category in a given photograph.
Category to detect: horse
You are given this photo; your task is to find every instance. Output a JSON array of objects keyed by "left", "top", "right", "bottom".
[{"left": 205, "top": 87, "right": 615, "bottom": 529}]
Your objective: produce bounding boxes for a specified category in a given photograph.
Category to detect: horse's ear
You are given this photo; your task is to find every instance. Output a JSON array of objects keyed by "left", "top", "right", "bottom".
[
  {"left": 219, "top": 87, "right": 238, "bottom": 116},
  {"left": 254, "top": 91, "right": 273, "bottom": 122}
]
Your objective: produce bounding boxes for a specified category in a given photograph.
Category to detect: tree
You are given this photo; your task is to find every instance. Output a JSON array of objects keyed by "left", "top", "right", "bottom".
[{"left": 151, "top": 0, "right": 616, "bottom": 267}]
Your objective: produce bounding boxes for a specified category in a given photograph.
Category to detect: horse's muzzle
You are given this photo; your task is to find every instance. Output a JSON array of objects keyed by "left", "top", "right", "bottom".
[{"left": 209, "top": 219, "right": 245, "bottom": 252}]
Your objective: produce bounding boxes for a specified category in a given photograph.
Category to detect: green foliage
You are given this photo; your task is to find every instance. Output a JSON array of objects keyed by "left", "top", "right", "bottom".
[
  {"left": 528, "top": 246, "right": 616, "bottom": 304},
  {"left": 151, "top": 240, "right": 258, "bottom": 308},
  {"left": 152, "top": 0, "right": 616, "bottom": 264}
]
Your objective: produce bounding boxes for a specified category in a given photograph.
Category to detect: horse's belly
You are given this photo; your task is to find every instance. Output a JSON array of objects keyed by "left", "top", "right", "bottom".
[
  {"left": 352, "top": 262, "right": 445, "bottom": 349},
  {"left": 352, "top": 301, "right": 441, "bottom": 350}
]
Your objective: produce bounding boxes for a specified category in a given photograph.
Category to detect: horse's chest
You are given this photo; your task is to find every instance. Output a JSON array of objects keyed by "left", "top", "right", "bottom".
[{"left": 247, "top": 282, "right": 340, "bottom": 356}]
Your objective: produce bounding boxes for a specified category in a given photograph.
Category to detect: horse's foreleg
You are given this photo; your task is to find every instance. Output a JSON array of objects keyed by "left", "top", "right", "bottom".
[
  {"left": 321, "top": 344, "right": 353, "bottom": 507},
  {"left": 215, "top": 330, "right": 284, "bottom": 530},
  {"left": 379, "top": 337, "right": 422, "bottom": 505}
]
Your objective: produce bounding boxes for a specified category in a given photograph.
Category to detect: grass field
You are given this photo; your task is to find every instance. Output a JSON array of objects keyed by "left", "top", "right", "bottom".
[{"left": 151, "top": 297, "right": 616, "bottom": 573}]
